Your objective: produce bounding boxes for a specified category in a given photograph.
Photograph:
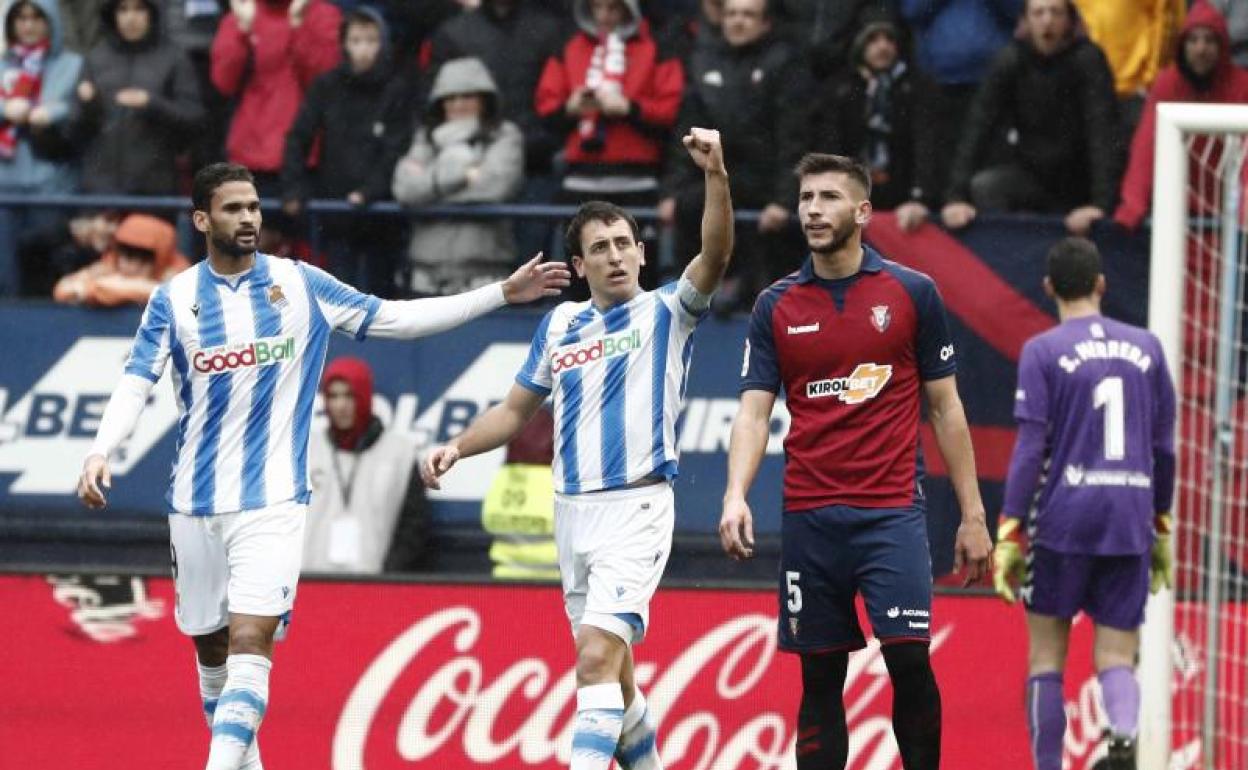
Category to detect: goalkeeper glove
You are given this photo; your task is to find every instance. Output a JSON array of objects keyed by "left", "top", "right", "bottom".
[
  {"left": 992, "top": 516, "right": 1025, "bottom": 604},
  {"left": 1150, "top": 512, "right": 1173, "bottom": 594}
]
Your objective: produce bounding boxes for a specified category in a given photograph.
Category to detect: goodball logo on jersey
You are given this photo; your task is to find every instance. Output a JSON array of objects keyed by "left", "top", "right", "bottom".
[
  {"left": 551, "top": 329, "right": 642, "bottom": 374},
  {"left": 806, "top": 363, "right": 893, "bottom": 405},
  {"left": 193, "top": 335, "right": 296, "bottom": 374}
]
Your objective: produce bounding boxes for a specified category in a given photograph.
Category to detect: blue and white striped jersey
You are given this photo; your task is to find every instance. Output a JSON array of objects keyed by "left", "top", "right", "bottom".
[
  {"left": 516, "top": 279, "right": 707, "bottom": 494},
  {"left": 124, "top": 254, "right": 381, "bottom": 515}
]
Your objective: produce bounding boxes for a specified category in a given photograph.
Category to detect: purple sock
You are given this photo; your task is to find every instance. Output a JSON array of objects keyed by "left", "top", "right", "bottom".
[
  {"left": 1097, "top": 666, "right": 1140, "bottom": 737},
  {"left": 1027, "top": 672, "right": 1065, "bottom": 770}
]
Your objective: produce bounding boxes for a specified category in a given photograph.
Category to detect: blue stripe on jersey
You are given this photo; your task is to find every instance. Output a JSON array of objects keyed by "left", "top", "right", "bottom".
[
  {"left": 650, "top": 298, "right": 672, "bottom": 471},
  {"left": 241, "top": 273, "right": 283, "bottom": 510},
  {"left": 557, "top": 306, "right": 595, "bottom": 494},
  {"left": 355, "top": 298, "right": 381, "bottom": 340},
  {"left": 192, "top": 270, "right": 230, "bottom": 516},
  {"left": 167, "top": 307, "right": 193, "bottom": 505},
  {"left": 292, "top": 268, "right": 332, "bottom": 502},
  {"left": 126, "top": 286, "right": 171, "bottom": 382},
  {"left": 600, "top": 305, "right": 630, "bottom": 487},
  {"left": 516, "top": 311, "right": 554, "bottom": 394}
]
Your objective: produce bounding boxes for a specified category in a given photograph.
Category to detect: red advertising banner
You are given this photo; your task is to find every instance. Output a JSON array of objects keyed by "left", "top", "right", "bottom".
[{"left": 0, "top": 574, "right": 1166, "bottom": 769}]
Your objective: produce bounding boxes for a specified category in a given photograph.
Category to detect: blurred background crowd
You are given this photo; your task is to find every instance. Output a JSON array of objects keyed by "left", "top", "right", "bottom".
[{"left": 0, "top": 0, "right": 1234, "bottom": 313}]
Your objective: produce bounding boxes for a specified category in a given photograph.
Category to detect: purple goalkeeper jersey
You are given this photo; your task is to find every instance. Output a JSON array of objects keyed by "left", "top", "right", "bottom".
[{"left": 1003, "top": 315, "right": 1176, "bottom": 555}]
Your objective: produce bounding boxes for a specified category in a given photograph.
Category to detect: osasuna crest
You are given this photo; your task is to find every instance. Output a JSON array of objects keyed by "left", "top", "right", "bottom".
[{"left": 870, "top": 304, "right": 891, "bottom": 333}]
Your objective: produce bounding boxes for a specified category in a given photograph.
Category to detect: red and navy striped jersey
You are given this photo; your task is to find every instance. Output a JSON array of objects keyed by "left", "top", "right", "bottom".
[{"left": 740, "top": 246, "right": 957, "bottom": 511}]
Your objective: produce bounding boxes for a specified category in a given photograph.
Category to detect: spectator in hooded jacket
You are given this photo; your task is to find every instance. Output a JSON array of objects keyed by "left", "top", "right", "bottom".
[
  {"left": 810, "top": 11, "right": 938, "bottom": 231},
  {"left": 1114, "top": 1, "right": 1248, "bottom": 232},
  {"left": 281, "top": 7, "right": 410, "bottom": 296},
  {"left": 53, "top": 212, "right": 190, "bottom": 306},
  {"left": 535, "top": 0, "right": 684, "bottom": 210},
  {"left": 900, "top": 0, "right": 1022, "bottom": 217},
  {"left": 304, "top": 356, "right": 429, "bottom": 574},
  {"left": 393, "top": 57, "right": 524, "bottom": 296},
  {"left": 426, "top": 0, "right": 567, "bottom": 177},
  {"left": 941, "top": 0, "right": 1118, "bottom": 236},
  {"left": 211, "top": 0, "right": 341, "bottom": 188},
  {"left": 73, "top": 0, "right": 204, "bottom": 197},
  {"left": 659, "top": 0, "right": 808, "bottom": 306},
  {"left": 0, "top": 0, "right": 83, "bottom": 297}
]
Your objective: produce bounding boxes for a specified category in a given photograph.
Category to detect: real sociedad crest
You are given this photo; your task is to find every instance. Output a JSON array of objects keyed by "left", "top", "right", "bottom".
[{"left": 870, "top": 304, "right": 891, "bottom": 333}]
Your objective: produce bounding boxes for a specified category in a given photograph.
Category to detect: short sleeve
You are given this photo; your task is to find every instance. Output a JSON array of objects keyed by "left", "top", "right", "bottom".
[
  {"left": 739, "top": 292, "right": 781, "bottom": 393},
  {"left": 914, "top": 278, "right": 957, "bottom": 380},
  {"left": 299, "top": 263, "right": 382, "bottom": 339},
  {"left": 1013, "top": 339, "right": 1050, "bottom": 424},
  {"left": 123, "top": 286, "right": 174, "bottom": 383},
  {"left": 656, "top": 277, "right": 711, "bottom": 326},
  {"left": 515, "top": 310, "right": 555, "bottom": 396}
]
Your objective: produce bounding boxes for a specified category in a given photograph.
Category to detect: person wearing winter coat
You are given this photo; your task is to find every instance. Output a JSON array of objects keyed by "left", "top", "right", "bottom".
[
  {"left": 73, "top": 0, "right": 204, "bottom": 196},
  {"left": 304, "top": 356, "right": 430, "bottom": 574},
  {"left": 425, "top": 0, "right": 567, "bottom": 176},
  {"left": 809, "top": 13, "right": 939, "bottom": 233},
  {"left": 52, "top": 212, "right": 191, "bottom": 306},
  {"left": 281, "top": 7, "right": 411, "bottom": 296},
  {"left": 941, "top": 0, "right": 1119, "bottom": 236},
  {"left": 392, "top": 57, "right": 524, "bottom": 296},
  {"left": 534, "top": 0, "right": 684, "bottom": 206},
  {"left": 0, "top": 0, "right": 83, "bottom": 296},
  {"left": 211, "top": 0, "right": 341, "bottom": 179},
  {"left": 1114, "top": 1, "right": 1248, "bottom": 231}
]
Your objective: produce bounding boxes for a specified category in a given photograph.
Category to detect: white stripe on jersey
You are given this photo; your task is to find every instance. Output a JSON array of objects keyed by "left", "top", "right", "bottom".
[
  {"left": 516, "top": 279, "right": 706, "bottom": 494},
  {"left": 124, "top": 254, "right": 380, "bottom": 515}
]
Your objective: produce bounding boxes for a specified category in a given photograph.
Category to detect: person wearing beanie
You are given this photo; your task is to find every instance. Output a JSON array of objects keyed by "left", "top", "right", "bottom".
[{"left": 303, "top": 356, "right": 430, "bottom": 574}]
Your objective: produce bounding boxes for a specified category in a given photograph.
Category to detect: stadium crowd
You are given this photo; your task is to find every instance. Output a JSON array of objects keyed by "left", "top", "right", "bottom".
[{"left": 0, "top": 0, "right": 1237, "bottom": 308}]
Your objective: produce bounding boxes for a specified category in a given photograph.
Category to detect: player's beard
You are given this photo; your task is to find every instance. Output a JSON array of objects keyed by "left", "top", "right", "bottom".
[
  {"left": 808, "top": 218, "right": 858, "bottom": 256},
  {"left": 211, "top": 228, "right": 257, "bottom": 258}
]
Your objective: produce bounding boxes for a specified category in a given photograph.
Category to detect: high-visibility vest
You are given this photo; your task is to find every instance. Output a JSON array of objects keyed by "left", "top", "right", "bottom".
[{"left": 482, "top": 463, "right": 559, "bottom": 581}]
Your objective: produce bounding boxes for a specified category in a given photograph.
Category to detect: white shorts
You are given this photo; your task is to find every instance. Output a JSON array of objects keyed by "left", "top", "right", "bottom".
[
  {"left": 554, "top": 481, "right": 674, "bottom": 645},
  {"left": 168, "top": 500, "right": 306, "bottom": 637}
]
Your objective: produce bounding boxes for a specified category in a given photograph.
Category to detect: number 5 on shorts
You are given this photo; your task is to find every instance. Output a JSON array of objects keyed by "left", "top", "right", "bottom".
[{"left": 786, "top": 570, "right": 802, "bottom": 613}]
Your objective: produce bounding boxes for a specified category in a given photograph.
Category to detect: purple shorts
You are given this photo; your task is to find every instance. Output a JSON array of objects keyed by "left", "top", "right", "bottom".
[{"left": 1021, "top": 545, "right": 1150, "bottom": 630}]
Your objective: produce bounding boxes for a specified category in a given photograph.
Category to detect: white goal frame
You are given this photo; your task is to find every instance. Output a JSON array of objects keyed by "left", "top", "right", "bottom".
[{"left": 1143, "top": 102, "right": 1248, "bottom": 770}]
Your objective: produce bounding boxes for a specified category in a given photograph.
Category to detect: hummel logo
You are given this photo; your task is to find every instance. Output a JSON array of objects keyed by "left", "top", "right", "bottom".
[
  {"left": 886, "top": 606, "right": 900, "bottom": 619},
  {"left": 787, "top": 322, "right": 820, "bottom": 335},
  {"left": 190, "top": 303, "right": 200, "bottom": 318},
  {"left": 616, "top": 586, "right": 626, "bottom": 598}
]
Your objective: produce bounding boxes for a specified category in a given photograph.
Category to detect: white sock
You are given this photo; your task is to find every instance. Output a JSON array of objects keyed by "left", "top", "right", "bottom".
[
  {"left": 205, "top": 654, "right": 271, "bottom": 770},
  {"left": 199, "top": 662, "right": 264, "bottom": 770},
  {"left": 616, "top": 688, "right": 662, "bottom": 770},
  {"left": 572, "top": 683, "right": 625, "bottom": 770}
]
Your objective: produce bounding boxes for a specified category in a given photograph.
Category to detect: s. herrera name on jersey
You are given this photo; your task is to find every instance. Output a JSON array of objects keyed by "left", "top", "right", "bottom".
[
  {"left": 550, "top": 329, "right": 642, "bottom": 374},
  {"left": 192, "top": 336, "right": 296, "bottom": 374},
  {"left": 807, "top": 363, "right": 893, "bottom": 404}
]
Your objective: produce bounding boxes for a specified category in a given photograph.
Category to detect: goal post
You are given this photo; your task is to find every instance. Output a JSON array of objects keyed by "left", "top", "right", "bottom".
[{"left": 1143, "top": 102, "right": 1248, "bottom": 770}]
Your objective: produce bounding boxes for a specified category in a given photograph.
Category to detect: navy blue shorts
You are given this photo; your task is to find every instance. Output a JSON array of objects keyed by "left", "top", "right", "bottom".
[
  {"left": 1022, "top": 545, "right": 1150, "bottom": 630},
  {"left": 778, "top": 504, "right": 933, "bottom": 653}
]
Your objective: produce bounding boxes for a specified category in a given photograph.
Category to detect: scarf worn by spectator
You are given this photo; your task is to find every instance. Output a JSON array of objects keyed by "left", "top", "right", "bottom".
[
  {"left": 0, "top": 41, "right": 48, "bottom": 159},
  {"left": 863, "top": 60, "right": 906, "bottom": 186},
  {"left": 579, "top": 31, "right": 626, "bottom": 152}
]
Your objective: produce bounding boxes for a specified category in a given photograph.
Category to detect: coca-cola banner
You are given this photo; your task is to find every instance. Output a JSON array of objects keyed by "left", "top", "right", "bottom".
[{"left": 2, "top": 573, "right": 1188, "bottom": 769}]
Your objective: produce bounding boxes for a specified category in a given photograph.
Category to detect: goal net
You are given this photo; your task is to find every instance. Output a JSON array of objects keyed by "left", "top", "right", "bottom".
[{"left": 1143, "top": 103, "right": 1248, "bottom": 770}]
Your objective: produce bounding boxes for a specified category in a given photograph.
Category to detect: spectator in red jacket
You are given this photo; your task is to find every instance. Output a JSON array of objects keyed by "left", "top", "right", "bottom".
[
  {"left": 535, "top": 0, "right": 684, "bottom": 208},
  {"left": 1114, "top": 1, "right": 1248, "bottom": 230},
  {"left": 210, "top": 0, "right": 341, "bottom": 185}
]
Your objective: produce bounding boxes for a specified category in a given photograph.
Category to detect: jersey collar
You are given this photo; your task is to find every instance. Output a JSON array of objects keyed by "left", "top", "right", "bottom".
[
  {"left": 795, "top": 245, "right": 884, "bottom": 284},
  {"left": 202, "top": 252, "right": 269, "bottom": 290}
]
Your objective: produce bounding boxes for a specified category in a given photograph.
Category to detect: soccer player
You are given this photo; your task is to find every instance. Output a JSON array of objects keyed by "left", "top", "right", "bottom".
[
  {"left": 993, "top": 237, "right": 1176, "bottom": 770},
  {"left": 74, "top": 162, "right": 569, "bottom": 770},
  {"left": 421, "top": 127, "right": 732, "bottom": 770},
  {"left": 719, "top": 153, "right": 993, "bottom": 770}
]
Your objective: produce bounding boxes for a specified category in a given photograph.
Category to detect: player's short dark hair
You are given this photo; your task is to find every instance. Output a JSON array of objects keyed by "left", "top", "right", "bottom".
[
  {"left": 192, "top": 163, "right": 255, "bottom": 213},
  {"left": 1046, "top": 237, "right": 1102, "bottom": 300},
  {"left": 564, "top": 200, "right": 640, "bottom": 258},
  {"left": 794, "top": 153, "right": 872, "bottom": 199}
]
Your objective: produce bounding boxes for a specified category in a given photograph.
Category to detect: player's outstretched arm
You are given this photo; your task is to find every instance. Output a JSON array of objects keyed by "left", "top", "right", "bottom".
[
  {"left": 923, "top": 375, "right": 992, "bottom": 585},
  {"left": 720, "top": 389, "right": 775, "bottom": 560},
  {"left": 368, "top": 254, "right": 570, "bottom": 340},
  {"left": 77, "top": 373, "right": 155, "bottom": 509},
  {"left": 681, "top": 127, "right": 734, "bottom": 296},
  {"left": 421, "top": 383, "right": 546, "bottom": 489}
]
